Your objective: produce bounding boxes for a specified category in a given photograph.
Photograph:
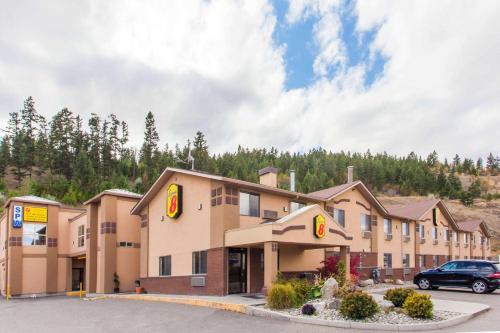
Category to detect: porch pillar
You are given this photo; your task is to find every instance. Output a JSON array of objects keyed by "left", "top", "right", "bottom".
[
  {"left": 340, "top": 246, "right": 350, "bottom": 282},
  {"left": 263, "top": 242, "right": 278, "bottom": 293}
]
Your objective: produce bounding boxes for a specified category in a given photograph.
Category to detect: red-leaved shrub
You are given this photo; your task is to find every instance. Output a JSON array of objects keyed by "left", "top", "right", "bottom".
[{"left": 319, "top": 254, "right": 360, "bottom": 278}]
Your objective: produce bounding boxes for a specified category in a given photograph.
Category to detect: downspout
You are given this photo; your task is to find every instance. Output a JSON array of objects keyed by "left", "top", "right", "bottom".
[{"left": 5, "top": 206, "right": 9, "bottom": 297}]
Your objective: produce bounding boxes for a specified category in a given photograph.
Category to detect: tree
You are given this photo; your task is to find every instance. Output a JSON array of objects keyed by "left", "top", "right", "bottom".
[
  {"left": 426, "top": 150, "right": 438, "bottom": 168},
  {"left": 447, "top": 172, "right": 462, "bottom": 199},
  {"left": 476, "top": 157, "right": 483, "bottom": 171},
  {"left": 452, "top": 154, "right": 462, "bottom": 173},
  {"left": 20, "top": 96, "right": 39, "bottom": 176},
  {"left": 7, "top": 111, "right": 26, "bottom": 185},
  {"left": 139, "top": 111, "right": 160, "bottom": 190},
  {"left": 468, "top": 179, "right": 481, "bottom": 198},
  {"left": 48, "top": 108, "right": 74, "bottom": 178},
  {"left": 192, "top": 131, "right": 211, "bottom": 171},
  {"left": 0, "top": 136, "right": 10, "bottom": 177},
  {"left": 486, "top": 153, "right": 499, "bottom": 175}
]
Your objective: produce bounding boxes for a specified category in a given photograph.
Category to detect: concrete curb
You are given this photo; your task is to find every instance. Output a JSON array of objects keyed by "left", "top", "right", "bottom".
[
  {"left": 245, "top": 304, "right": 490, "bottom": 331},
  {"left": 87, "top": 294, "right": 248, "bottom": 313}
]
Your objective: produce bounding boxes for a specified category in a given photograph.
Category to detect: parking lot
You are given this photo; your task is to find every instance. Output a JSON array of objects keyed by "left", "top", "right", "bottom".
[{"left": 0, "top": 289, "right": 498, "bottom": 333}]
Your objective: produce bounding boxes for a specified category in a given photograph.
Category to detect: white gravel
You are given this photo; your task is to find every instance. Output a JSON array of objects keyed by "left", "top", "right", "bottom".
[{"left": 274, "top": 307, "right": 461, "bottom": 325}]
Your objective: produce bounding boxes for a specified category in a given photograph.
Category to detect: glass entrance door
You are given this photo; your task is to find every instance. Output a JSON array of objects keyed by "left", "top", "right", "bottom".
[
  {"left": 228, "top": 248, "right": 247, "bottom": 294},
  {"left": 72, "top": 268, "right": 84, "bottom": 291}
]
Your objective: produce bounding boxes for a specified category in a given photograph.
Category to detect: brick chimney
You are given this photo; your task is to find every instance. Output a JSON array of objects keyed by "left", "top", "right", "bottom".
[{"left": 259, "top": 167, "right": 278, "bottom": 188}]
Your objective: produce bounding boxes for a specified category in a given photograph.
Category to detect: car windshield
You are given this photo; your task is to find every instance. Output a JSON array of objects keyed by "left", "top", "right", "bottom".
[{"left": 494, "top": 263, "right": 500, "bottom": 271}]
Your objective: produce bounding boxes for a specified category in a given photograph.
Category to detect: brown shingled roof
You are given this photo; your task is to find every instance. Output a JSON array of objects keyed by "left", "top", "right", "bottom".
[
  {"left": 456, "top": 220, "right": 482, "bottom": 232},
  {"left": 385, "top": 199, "right": 440, "bottom": 220},
  {"left": 308, "top": 181, "right": 361, "bottom": 200}
]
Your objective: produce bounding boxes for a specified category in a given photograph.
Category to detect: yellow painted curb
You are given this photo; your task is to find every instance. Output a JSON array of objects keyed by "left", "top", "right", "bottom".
[
  {"left": 66, "top": 291, "right": 86, "bottom": 297},
  {"left": 92, "top": 294, "right": 247, "bottom": 313}
]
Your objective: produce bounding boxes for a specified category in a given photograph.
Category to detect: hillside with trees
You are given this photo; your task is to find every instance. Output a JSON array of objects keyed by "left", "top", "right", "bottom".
[{"left": 1, "top": 97, "right": 499, "bottom": 213}]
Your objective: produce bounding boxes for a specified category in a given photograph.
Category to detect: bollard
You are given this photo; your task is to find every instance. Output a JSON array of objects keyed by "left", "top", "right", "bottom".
[
  {"left": 6, "top": 285, "right": 10, "bottom": 301},
  {"left": 79, "top": 282, "right": 83, "bottom": 299}
]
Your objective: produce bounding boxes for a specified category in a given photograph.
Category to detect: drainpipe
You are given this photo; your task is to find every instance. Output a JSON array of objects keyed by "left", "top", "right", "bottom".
[{"left": 290, "top": 170, "right": 295, "bottom": 192}]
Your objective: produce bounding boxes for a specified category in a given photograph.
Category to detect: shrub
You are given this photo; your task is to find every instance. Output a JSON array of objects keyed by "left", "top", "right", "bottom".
[
  {"left": 336, "top": 279, "right": 356, "bottom": 299},
  {"left": 403, "top": 293, "right": 433, "bottom": 319},
  {"left": 301, "top": 303, "right": 316, "bottom": 316},
  {"left": 339, "top": 291, "right": 379, "bottom": 319},
  {"left": 384, "top": 288, "right": 416, "bottom": 307},
  {"left": 267, "top": 283, "right": 298, "bottom": 310},
  {"left": 319, "top": 254, "right": 360, "bottom": 281},
  {"left": 288, "top": 279, "right": 311, "bottom": 304},
  {"left": 335, "top": 261, "right": 347, "bottom": 287}
]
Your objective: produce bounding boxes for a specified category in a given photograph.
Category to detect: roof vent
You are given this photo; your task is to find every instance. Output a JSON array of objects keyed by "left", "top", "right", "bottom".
[
  {"left": 259, "top": 167, "right": 278, "bottom": 188},
  {"left": 347, "top": 166, "right": 354, "bottom": 183}
]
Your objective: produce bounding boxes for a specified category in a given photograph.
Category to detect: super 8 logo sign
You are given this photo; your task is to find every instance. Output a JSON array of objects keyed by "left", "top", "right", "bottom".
[
  {"left": 313, "top": 214, "right": 326, "bottom": 238},
  {"left": 166, "top": 184, "right": 183, "bottom": 219}
]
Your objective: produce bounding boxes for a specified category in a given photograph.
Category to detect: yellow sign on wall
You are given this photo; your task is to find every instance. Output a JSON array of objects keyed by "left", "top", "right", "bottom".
[
  {"left": 313, "top": 214, "right": 326, "bottom": 238},
  {"left": 23, "top": 206, "right": 48, "bottom": 223},
  {"left": 166, "top": 184, "right": 183, "bottom": 219}
]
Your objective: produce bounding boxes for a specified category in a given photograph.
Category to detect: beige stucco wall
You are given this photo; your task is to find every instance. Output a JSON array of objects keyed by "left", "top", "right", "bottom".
[
  {"left": 279, "top": 246, "right": 325, "bottom": 272},
  {"left": 417, "top": 206, "right": 454, "bottom": 257},
  {"left": 22, "top": 257, "right": 47, "bottom": 294},
  {"left": 325, "top": 188, "right": 376, "bottom": 253},
  {"left": 148, "top": 173, "right": 212, "bottom": 277},
  {"left": 0, "top": 215, "right": 6, "bottom": 295}
]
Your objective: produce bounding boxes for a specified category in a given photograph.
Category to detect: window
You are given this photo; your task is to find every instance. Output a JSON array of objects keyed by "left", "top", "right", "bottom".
[
  {"left": 159, "top": 255, "right": 171, "bottom": 276},
  {"left": 360, "top": 214, "right": 371, "bottom": 232},
  {"left": 432, "top": 227, "right": 438, "bottom": 240},
  {"left": 290, "top": 201, "right": 306, "bottom": 213},
  {"left": 23, "top": 223, "right": 47, "bottom": 246},
  {"left": 453, "top": 231, "right": 459, "bottom": 243},
  {"left": 383, "top": 219, "right": 392, "bottom": 234},
  {"left": 441, "top": 261, "right": 458, "bottom": 271},
  {"left": 383, "top": 253, "right": 392, "bottom": 268},
  {"left": 239, "top": 192, "right": 260, "bottom": 217},
  {"left": 419, "top": 255, "right": 425, "bottom": 268},
  {"left": 333, "top": 209, "right": 345, "bottom": 228},
  {"left": 192, "top": 251, "right": 207, "bottom": 275},
  {"left": 432, "top": 255, "right": 438, "bottom": 267},
  {"left": 118, "top": 242, "right": 133, "bottom": 247},
  {"left": 402, "top": 254, "right": 410, "bottom": 268},
  {"left": 444, "top": 228, "right": 450, "bottom": 241},
  {"left": 402, "top": 222, "right": 410, "bottom": 236},
  {"left": 419, "top": 224, "right": 425, "bottom": 239},
  {"left": 463, "top": 233, "right": 469, "bottom": 244},
  {"left": 78, "top": 225, "right": 85, "bottom": 247}
]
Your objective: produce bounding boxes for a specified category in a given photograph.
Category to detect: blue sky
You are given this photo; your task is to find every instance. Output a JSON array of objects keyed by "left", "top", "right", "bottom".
[{"left": 273, "top": 0, "right": 387, "bottom": 90}]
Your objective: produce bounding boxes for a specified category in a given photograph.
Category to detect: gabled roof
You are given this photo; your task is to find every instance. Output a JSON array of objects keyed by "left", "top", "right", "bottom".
[
  {"left": 457, "top": 220, "right": 492, "bottom": 237},
  {"left": 84, "top": 189, "right": 142, "bottom": 205},
  {"left": 385, "top": 199, "right": 440, "bottom": 221},
  {"left": 3, "top": 195, "right": 61, "bottom": 208},
  {"left": 308, "top": 181, "right": 388, "bottom": 216},
  {"left": 131, "top": 167, "right": 323, "bottom": 215}
]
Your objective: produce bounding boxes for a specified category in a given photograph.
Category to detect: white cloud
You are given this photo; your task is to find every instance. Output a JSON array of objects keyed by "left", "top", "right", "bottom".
[{"left": 0, "top": 0, "right": 499, "bottom": 161}]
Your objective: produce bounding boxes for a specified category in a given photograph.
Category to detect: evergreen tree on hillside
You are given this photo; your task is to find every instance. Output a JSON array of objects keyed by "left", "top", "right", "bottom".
[
  {"left": 192, "top": 131, "right": 212, "bottom": 172},
  {"left": 486, "top": 153, "right": 499, "bottom": 175},
  {"left": 7, "top": 111, "right": 26, "bottom": 184},
  {"left": 452, "top": 154, "right": 462, "bottom": 173},
  {"left": 20, "top": 96, "right": 39, "bottom": 176},
  {"left": 49, "top": 108, "right": 74, "bottom": 178},
  {"left": 468, "top": 179, "right": 482, "bottom": 198},
  {"left": 476, "top": 157, "right": 483, "bottom": 172},
  {"left": 139, "top": 111, "right": 160, "bottom": 190},
  {"left": 447, "top": 171, "right": 462, "bottom": 199},
  {"left": 0, "top": 136, "right": 10, "bottom": 177}
]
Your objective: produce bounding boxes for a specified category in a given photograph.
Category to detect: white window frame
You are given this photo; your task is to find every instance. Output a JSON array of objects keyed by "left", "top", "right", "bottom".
[
  {"left": 419, "top": 224, "right": 425, "bottom": 239},
  {"left": 360, "top": 214, "right": 371, "bottom": 232},
  {"left": 239, "top": 192, "right": 260, "bottom": 217},
  {"left": 402, "top": 222, "right": 410, "bottom": 236},
  {"left": 432, "top": 227, "right": 438, "bottom": 240},
  {"left": 192, "top": 250, "right": 208, "bottom": 275},
  {"left": 383, "top": 253, "right": 392, "bottom": 268},
  {"left": 333, "top": 208, "right": 345, "bottom": 228},
  {"left": 383, "top": 219, "right": 392, "bottom": 235},
  {"left": 444, "top": 228, "right": 449, "bottom": 241},
  {"left": 22, "top": 223, "right": 47, "bottom": 246},
  {"left": 290, "top": 201, "right": 306, "bottom": 213},
  {"left": 159, "top": 255, "right": 171, "bottom": 276},
  {"left": 402, "top": 254, "right": 410, "bottom": 268},
  {"left": 77, "top": 225, "right": 85, "bottom": 247}
]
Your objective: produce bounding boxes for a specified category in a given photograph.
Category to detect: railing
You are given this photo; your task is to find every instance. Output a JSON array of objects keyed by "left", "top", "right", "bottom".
[
  {"left": 385, "top": 234, "right": 393, "bottom": 241},
  {"left": 403, "top": 236, "right": 411, "bottom": 243},
  {"left": 362, "top": 231, "right": 372, "bottom": 239}
]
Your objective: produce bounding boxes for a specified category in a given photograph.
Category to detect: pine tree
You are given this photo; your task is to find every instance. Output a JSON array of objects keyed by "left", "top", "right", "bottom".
[
  {"left": 426, "top": 150, "right": 439, "bottom": 168},
  {"left": 49, "top": 108, "right": 74, "bottom": 178},
  {"left": 476, "top": 157, "right": 483, "bottom": 171},
  {"left": 447, "top": 172, "right": 462, "bottom": 199},
  {"left": 20, "top": 96, "right": 39, "bottom": 177},
  {"left": 7, "top": 111, "right": 26, "bottom": 185},
  {"left": 0, "top": 136, "right": 10, "bottom": 177},
  {"left": 139, "top": 111, "right": 160, "bottom": 190},
  {"left": 436, "top": 168, "right": 448, "bottom": 197},
  {"left": 468, "top": 179, "right": 481, "bottom": 198},
  {"left": 452, "top": 154, "right": 462, "bottom": 173},
  {"left": 192, "top": 131, "right": 211, "bottom": 171},
  {"left": 486, "top": 153, "right": 498, "bottom": 175}
]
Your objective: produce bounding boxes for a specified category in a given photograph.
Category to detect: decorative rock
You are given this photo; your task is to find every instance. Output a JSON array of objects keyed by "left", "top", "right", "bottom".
[
  {"left": 394, "top": 279, "right": 404, "bottom": 285},
  {"left": 359, "top": 279, "right": 374, "bottom": 287},
  {"left": 378, "top": 300, "right": 395, "bottom": 312},
  {"left": 320, "top": 277, "right": 339, "bottom": 299},
  {"left": 309, "top": 301, "right": 326, "bottom": 312},
  {"left": 393, "top": 307, "right": 405, "bottom": 314},
  {"left": 384, "top": 279, "right": 394, "bottom": 284},
  {"left": 327, "top": 298, "right": 341, "bottom": 310}
]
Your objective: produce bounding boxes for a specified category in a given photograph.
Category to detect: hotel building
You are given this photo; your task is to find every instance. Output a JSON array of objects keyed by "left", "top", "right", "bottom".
[{"left": 0, "top": 167, "right": 492, "bottom": 297}]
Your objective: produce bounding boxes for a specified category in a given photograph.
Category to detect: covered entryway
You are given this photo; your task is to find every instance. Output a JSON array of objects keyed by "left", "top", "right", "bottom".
[
  {"left": 225, "top": 204, "right": 353, "bottom": 293},
  {"left": 71, "top": 257, "right": 86, "bottom": 291}
]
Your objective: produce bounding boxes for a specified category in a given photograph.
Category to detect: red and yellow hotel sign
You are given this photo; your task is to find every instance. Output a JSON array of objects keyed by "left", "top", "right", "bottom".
[
  {"left": 166, "top": 184, "right": 183, "bottom": 219},
  {"left": 313, "top": 214, "right": 326, "bottom": 238}
]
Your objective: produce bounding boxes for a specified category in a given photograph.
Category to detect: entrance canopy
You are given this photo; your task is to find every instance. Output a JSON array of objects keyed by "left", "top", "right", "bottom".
[{"left": 225, "top": 204, "right": 353, "bottom": 249}]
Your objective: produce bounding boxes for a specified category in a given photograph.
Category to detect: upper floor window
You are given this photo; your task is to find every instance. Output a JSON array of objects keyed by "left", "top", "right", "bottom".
[
  {"left": 360, "top": 214, "right": 371, "bottom": 232},
  {"left": 402, "top": 222, "right": 410, "bottom": 236},
  {"left": 432, "top": 227, "right": 438, "bottom": 240},
  {"left": 290, "top": 201, "right": 306, "bottom": 213},
  {"left": 383, "top": 218, "right": 392, "bottom": 234},
  {"left": 240, "top": 192, "right": 260, "bottom": 217},
  {"left": 334, "top": 209, "right": 345, "bottom": 228},
  {"left": 453, "top": 231, "right": 459, "bottom": 243},
  {"left": 23, "top": 223, "right": 47, "bottom": 246},
  {"left": 444, "top": 228, "right": 450, "bottom": 241},
  {"left": 78, "top": 225, "right": 85, "bottom": 247},
  {"left": 419, "top": 224, "right": 425, "bottom": 239},
  {"left": 192, "top": 250, "right": 207, "bottom": 275},
  {"left": 418, "top": 255, "right": 425, "bottom": 268},
  {"left": 463, "top": 233, "right": 469, "bottom": 244},
  {"left": 159, "top": 255, "right": 171, "bottom": 276}
]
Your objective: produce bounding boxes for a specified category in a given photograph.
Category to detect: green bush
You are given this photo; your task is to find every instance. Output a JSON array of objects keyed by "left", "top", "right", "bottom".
[
  {"left": 336, "top": 279, "right": 356, "bottom": 299},
  {"left": 403, "top": 293, "right": 433, "bottom": 319},
  {"left": 267, "top": 283, "right": 299, "bottom": 310},
  {"left": 335, "top": 261, "right": 347, "bottom": 287},
  {"left": 384, "top": 288, "right": 416, "bottom": 307},
  {"left": 288, "top": 279, "right": 311, "bottom": 304},
  {"left": 339, "top": 291, "right": 379, "bottom": 319}
]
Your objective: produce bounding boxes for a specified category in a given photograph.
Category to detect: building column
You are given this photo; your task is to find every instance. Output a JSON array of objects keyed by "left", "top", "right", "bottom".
[
  {"left": 85, "top": 203, "right": 98, "bottom": 293},
  {"left": 340, "top": 246, "right": 350, "bottom": 282},
  {"left": 263, "top": 242, "right": 278, "bottom": 293}
]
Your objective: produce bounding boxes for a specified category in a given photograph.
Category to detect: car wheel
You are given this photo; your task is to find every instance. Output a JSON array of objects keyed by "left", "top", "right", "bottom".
[
  {"left": 418, "top": 278, "right": 431, "bottom": 290},
  {"left": 472, "top": 280, "right": 488, "bottom": 294}
]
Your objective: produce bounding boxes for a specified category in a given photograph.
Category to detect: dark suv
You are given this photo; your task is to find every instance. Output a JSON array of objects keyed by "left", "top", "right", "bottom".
[{"left": 414, "top": 260, "right": 500, "bottom": 294}]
